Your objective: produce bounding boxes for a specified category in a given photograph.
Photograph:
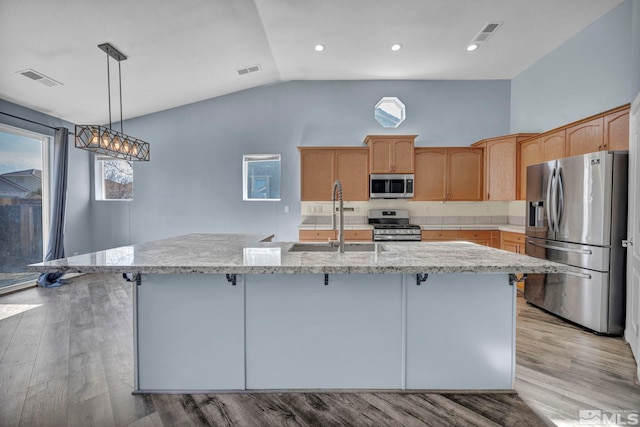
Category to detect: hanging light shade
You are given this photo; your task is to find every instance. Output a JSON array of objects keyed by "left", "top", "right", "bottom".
[{"left": 75, "top": 43, "right": 150, "bottom": 161}]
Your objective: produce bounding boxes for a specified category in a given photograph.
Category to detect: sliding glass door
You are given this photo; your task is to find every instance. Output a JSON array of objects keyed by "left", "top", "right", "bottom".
[{"left": 0, "top": 124, "right": 49, "bottom": 290}]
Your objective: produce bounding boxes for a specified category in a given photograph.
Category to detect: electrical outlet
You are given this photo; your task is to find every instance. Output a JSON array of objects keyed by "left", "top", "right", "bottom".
[
  {"left": 284, "top": 205, "right": 289, "bottom": 213},
  {"left": 425, "top": 206, "right": 430, "bottom": 214}
]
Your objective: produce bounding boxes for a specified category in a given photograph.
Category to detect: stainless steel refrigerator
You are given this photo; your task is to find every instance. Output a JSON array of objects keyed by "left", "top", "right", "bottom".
[{"left": 525, "top": 151, "right": 628, "bottom": 335}]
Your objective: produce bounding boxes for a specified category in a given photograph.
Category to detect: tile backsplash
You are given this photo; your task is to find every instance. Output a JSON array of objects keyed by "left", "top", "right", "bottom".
[{"left": 301, "top": 200, "right": 526, "bottom": 225}]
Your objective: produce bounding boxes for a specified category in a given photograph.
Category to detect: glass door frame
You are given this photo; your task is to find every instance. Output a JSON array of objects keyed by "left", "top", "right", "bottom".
[{"left": 0, "top": 122, "right": 51, "bottom": 292}]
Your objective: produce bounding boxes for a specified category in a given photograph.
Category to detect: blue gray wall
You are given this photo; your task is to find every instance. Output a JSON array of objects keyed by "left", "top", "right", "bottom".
[
  {"left": 110, "top": 80, "right": 510, "bottom": 244},
  {"left": 511, "top": 0, "right": 637, "bottom": 132},
  {"left": 0, "top": 99, "right": 92, "bottom": 256}
]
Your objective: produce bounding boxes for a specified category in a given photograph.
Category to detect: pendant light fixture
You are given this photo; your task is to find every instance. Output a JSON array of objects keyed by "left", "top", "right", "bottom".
[{"left": 75, "top": 43, "right": 150, "bottom": 161}]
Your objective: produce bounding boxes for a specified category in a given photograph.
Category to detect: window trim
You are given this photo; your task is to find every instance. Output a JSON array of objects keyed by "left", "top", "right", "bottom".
[
  {"left": 94, "top": 155, "right": 133, "bottom": 201},
  {"left": 242, "top": 154, "right": 281, "bottom": 201}
]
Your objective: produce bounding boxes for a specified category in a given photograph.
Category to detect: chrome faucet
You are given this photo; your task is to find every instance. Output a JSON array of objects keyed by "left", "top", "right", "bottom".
[{"left": 331, "top": 179, "right": 345, "bottom": 253}]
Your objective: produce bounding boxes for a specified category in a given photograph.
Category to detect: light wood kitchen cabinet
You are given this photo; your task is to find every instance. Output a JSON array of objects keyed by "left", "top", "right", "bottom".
[
  {"left": 566, "top": 117, "right": 604, "bottom": 157},
  {"left": 364, "top": 135, "right": 416, "bottom": 174},
  {"left": 421, "top": 230, "right": 459, "bottom": 241},
  {"left": 517, "top": 104, "right": 630, "bottom": 200},
  {"left": 604, "top": 109, "right": 630, "bottom": 150},
  {"left": 501, "top": 231, "right": 526, "bottom": 290},
  {"left": 421, "top": 230, "right": 499, "bottom": 248},
  {"left": 344, "top": 229, "right": 373, "bottom": 241},
  {"left": 541, "top": 130, "right": 566, "bottom": 161},
  {"left": 447, "top": 148, "right": 483, "bottom": 201},
  {"left": 299, "top": 147, "right": 369, "bottom": 201},
  {"left": 501, "top": 231, "right": 526, "bottom": 254},
  {"left": 414, "top": 148, "right": 447, "bottom": 201},
  {"left": 472, "top": 133, "right": 536, "bottom": 201},
  {"left": 299, "top": 229, "right": 372, "bottom": 242},
  {"left": 298, "top": 230, "right": 337, "bottom": 241},
  {"left": 519, "top": 138, "right": 542, "bottom": 201},
  {"left": 414, "top": 148, "right": 482, "bottom": 201}
]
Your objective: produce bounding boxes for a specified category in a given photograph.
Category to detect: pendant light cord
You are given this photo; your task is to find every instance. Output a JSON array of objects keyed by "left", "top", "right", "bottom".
[
  {"left": 106, "top": 52, "right": 112, "bottom": 129},
  {"left": 119, "top": 61, "right": 124, "bottom": 134}
]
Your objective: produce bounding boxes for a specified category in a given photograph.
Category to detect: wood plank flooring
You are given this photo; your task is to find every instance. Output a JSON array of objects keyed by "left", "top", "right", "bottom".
[{"left": 0, "top": 274, "right": 638, "bottom": 426}]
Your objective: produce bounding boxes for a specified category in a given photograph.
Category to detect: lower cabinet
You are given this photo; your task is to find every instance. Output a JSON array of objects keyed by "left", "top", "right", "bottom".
[
  {"left": 299, "top": 229, "right": 372, "bottom": 242},
  {"left": 421, "top": 230, "right": 500, "bottom": 248},
  {"left": 501, "top": 231, "right": 526, "bottom": 290}
]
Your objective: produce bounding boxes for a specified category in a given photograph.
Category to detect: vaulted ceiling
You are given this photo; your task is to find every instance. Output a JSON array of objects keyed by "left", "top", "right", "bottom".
[{"left": 0, "top": 0, "right": 622, "bottom": 124}]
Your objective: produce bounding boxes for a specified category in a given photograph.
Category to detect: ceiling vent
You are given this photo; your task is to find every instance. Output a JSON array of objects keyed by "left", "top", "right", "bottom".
[
  {"left": 16, "top": 69, "right": 62, "bottom": 87},
  {"left": 471, "top": 22, "right": 503, "bottom": 44},
  {"left": 236, "top": 64, "right": 261, "bottom": 76}
]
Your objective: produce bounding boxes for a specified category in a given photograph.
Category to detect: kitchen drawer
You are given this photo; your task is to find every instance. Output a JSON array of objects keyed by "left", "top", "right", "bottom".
[
  {"left": 501, "top": 231, "right": 525, "bottom": 244},
  {"left": 458, "top": 230, "right": 492, "bottom": 240},
  {"left": 344, "top": 230, "right": 373, "bottom": 241},
  {"left": 421, "top": 230, "right": 459, "bottom": 241},
  {"left": 299, "top": 230, "right": 337, "bottom": 241}
]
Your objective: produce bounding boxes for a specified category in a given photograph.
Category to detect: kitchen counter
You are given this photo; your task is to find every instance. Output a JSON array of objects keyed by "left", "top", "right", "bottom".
[
  {"left": 29, "top": 232, "right": 562, "bottom": 275},
  {"left": 29, "top": 233, "right": 566, "bottom": 393}
]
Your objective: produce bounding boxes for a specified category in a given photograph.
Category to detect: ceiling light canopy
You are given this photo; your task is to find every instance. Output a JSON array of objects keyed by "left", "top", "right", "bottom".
[
  {"left": 75, "top": 43, "right": 150, "bottom": 161},
  {"left": 314, "top": 44, "right": 325, "bottom": 52}
]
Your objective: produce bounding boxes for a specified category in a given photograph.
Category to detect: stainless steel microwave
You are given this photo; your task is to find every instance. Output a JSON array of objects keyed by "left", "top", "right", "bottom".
[{"left": 370, "top": 174, "right": 414, "bottom": 199}]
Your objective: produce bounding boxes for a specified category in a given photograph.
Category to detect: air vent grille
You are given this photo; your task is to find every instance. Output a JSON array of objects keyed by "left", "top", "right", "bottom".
[
  {"left": 471, "top": 21, "right": 503, "bottom": 44},
  {"left": 236, "top": 64, "right": 261, "bottom": 76},
  {"left": 16, "top": 69, "right": 62, "bottom": 87}
]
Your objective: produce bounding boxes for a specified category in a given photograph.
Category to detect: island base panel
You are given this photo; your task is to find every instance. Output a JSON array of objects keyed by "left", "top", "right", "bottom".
[
  {"left": 136, "top": 274, "right": 245, "bottom": 390},
  {"left": 407, "top": 273, "right": 514, "bottom": 390},
  {"left": 245, "top": 274, "right": 404, "bottom": 389}
]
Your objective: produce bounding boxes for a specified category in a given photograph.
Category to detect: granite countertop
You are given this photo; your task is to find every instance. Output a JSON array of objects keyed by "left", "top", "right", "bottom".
[{"left": 28, "top": 233, "right": 567, "bottom": 275}]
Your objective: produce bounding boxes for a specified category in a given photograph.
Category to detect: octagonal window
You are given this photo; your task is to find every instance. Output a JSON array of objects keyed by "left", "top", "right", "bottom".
[{"left": 375, "top": 97, "right": 405, "bottom": 128}]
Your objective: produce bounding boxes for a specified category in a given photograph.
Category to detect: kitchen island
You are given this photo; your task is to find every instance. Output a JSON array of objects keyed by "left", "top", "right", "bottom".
[{"left": 29, "top": 233, "right": 568, "bottom": 393}]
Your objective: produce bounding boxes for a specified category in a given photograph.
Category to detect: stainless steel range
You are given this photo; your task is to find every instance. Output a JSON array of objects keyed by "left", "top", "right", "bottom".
[{"left": 368, "top": 209, "right": 421, "bottom": 242}]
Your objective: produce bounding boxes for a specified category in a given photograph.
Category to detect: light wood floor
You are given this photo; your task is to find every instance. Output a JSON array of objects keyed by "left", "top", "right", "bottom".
[{"left": 0, "top": 274, "right": 638, "bottom": 426}]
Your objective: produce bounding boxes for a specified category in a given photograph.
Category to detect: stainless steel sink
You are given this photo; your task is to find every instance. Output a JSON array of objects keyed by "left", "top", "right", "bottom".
[{"left": 288, "top": 243, "right": 383, "bottom": 253}]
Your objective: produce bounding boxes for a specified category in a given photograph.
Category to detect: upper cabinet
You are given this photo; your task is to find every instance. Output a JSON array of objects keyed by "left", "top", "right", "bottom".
[
  {"left": 566, "top": 117, "right": 603, "bottom": 157},
  {"left": 414, "top": 147, "right": 483, "bottom": 201},
  {"left": 299, "top": 147, "right": 369, "bottom": 201},
  {"left": 604, "top": 109, "right": 630, "bottom": 151},
  {"left": 517, "top": 104, "right": 630, "bottom": 200},
  {"left": 364, "top": 135, "right": 416, "bottom": 174},
  {"left": 472, "top": 134, "right": 536, "bottom": 201}
]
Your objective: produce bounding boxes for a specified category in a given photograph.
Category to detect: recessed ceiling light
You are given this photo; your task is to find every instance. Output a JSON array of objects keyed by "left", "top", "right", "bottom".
[
  {"left": 467, "top": 44, "right": 478, "bottom": 52},
  {"left": 314, "top": 44, "right": 325, "bottom": 52},
  {"left": 391, "top": 44, "right": 402, "bottom": 51}
]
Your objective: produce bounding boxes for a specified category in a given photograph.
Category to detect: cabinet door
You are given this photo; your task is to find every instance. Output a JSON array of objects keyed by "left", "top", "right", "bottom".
[
  {"left": 335, "top": 149, "right": 369, "bottom": 201},
  {"left": 566, "top": 117, "right": 604, "bottom": 157},
  {"left": 368, "top": 139, "right": 392, "bottom": 173},
  {"left": 448, "top": 148, "right": 483, "bottom": 201},
  {"left": 414, "top": 149, "right": 447, "bottom": 201},
  {"left": 519, "top": 138, "right": 542, "bottom": 200},
  {"left": 300, "top": 149, "right": 334, "bottom": 201},
  {"left": 541, "top": 130, "right": 566, "bottom": 162},
  {"left": 604, "top": 109, "right": 630, "bottom": 151},
  {"left": 485, "top": 138, "right": 517, "bottom": 200},
  {"left": 392, "top": 139, "right": 415, "bottom": 173}
]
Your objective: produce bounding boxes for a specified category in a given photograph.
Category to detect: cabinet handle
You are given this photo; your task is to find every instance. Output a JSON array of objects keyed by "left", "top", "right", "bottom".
[
  {"left": 598, "top": 145, "right": 602, "bottom": 150},
  {"left": 487, "top": 192, "right": 490, "bottom": 200}
]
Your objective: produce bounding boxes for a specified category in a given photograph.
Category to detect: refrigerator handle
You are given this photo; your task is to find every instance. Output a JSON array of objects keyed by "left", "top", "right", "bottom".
[
  {"left": 564, "top": 271, "right": 592, "bottom": 280},
  {"left": 556, "top": 167, "right": 564, "bottom": 229},
  {"left": 546, "top": 167, "right": 556, "bottom": 232},
  {"left": 526, "top": 240, "right": 593, "bottom": 255}
]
